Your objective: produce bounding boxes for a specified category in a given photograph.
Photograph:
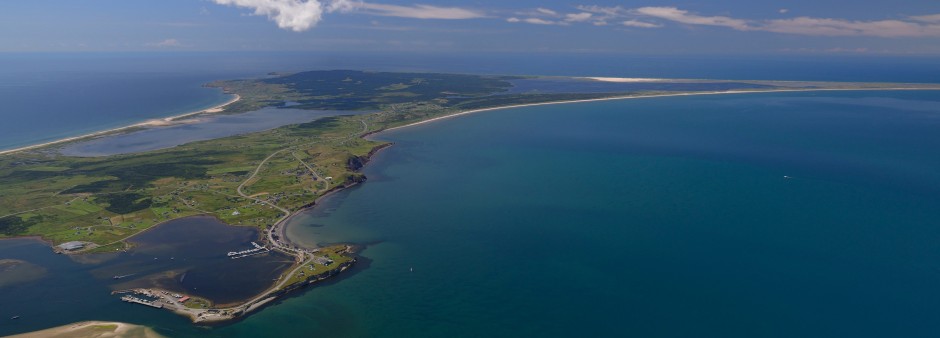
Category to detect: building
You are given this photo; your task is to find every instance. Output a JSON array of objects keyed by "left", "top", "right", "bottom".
[{"left": 58, "top": 241, "right": 85, "bottom": 251}]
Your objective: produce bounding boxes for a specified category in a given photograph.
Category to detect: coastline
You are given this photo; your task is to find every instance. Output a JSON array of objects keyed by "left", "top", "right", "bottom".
[
  {"left": 6, "top": 84, "right": 940, "bottom": 330},
  {"left": 0, "top": 94, "right": 240, "bottom": 156},
  {"left": 383, "top": 87, "right": 940, "bottom": 132},
  {"left": 7, "top": 321, "right": 165, "bottom": 338}
]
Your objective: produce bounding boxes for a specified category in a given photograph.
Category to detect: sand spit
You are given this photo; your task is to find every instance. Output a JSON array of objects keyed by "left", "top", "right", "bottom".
[{"left": 7, "top": 321, "right": 165, "bottom": 338}]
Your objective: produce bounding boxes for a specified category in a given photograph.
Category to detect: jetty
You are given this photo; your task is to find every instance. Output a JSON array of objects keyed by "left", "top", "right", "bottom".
[
  {"left": 227, "top": 242, "right": 270, "bottom": 259},
  {"left": 120, "top": 295, "right": 163, "bottom": 309}
]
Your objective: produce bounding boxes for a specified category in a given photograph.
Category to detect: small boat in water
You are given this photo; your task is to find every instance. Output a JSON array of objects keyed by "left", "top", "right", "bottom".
[{"left": 10, "top": 316, "right": 20, "bottom": 320}]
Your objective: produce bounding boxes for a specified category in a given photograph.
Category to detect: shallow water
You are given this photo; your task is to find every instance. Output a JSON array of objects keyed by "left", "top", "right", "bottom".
[
  {"left": 100, "top": 216, "right": 293, "bottom": 304},
  {"left": 0, "top": 216, "right": 291, "bottom": 335}
]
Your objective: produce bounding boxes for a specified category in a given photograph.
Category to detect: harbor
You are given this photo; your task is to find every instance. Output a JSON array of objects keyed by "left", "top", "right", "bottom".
[
  {"left": 120, "top": 295, "right": 163, "bottom": 309},
  {"left": 227, "top": 242, "right": 270, "bottom": 259},
  {"left": 111, "top": 245, "right": 356, "bottom": 323}
]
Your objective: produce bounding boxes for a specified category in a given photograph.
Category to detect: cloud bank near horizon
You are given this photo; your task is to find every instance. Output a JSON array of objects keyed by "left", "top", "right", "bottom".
[
  {"left": 212, "top": 0, "right": 484, "bottom": 31},
  {"left": 210, "top": 1, "right": 940, "bottom": 38}
]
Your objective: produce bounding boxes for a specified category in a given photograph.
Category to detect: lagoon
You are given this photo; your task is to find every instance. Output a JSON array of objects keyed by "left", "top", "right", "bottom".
[{"left": 59, "top": 108, "right": 366, "bottom": 157}]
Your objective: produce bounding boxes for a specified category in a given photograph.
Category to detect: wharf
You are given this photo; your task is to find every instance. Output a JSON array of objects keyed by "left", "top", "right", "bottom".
[
  {"left": 120, "top": 295, "right": 163, "bottom": 309},
  {"left": 228, "top": 242, "right": 270, "bottom": 259}
]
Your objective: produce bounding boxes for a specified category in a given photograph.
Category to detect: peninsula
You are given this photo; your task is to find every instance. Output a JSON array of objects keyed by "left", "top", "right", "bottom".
[{"left": 2, "top": 70, "right": 939, "bottom": 323}]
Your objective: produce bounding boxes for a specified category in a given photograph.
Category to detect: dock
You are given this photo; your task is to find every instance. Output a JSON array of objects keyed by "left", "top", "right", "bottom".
[
  {"left": 120, "top": 295, "right": 163, "bottom": 309},
  {"left": 227, "top": 242, "right": 270, "bottom": 259}
]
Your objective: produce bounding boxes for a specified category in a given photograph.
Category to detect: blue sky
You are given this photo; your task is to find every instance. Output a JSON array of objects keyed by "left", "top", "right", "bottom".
[{"left": 2, "top": 0, "right": 939, "bottom": 54}]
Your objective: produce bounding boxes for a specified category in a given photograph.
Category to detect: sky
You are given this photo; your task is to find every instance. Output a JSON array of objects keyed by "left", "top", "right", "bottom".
[{"left": 1, "top": 0, "right": 940, "bottom": 55}]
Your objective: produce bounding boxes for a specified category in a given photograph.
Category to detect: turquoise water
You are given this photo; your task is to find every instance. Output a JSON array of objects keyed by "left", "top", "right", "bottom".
[{"left": 4, "top": 90, "right": 940, "bottom": 337}]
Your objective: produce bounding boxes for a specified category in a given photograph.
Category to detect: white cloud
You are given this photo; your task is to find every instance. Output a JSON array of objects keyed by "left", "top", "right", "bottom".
[
  {"left": 576, "top": 5, "right": 628, "bottom": 18},
  {"left": 826, "top": 47, "right": 869, "bottom": 53},
  {"left": 536, "top": 8, "right": 559, "bottom": 17},
  {"left": 763, "top": 17, "right": 940, "bottom": 37},
  {"left": 910, "top": 14, "right": 940, "bottom": 23},
  {"left": 146, "top": 38, "right": 182, "bottom": 47},
  {"left": 565, "top": 12, "right": 593, "bottom": 22},
  {"left": 212, "top": 0, "right": 483, "bottom": 31},
  {"left": 627, "top": 6, "right": 940, "bottom": 37},
  {"left": 779, "top": 9, "right": 789, "bottom": 14},
  {"left": 634, "top": 7, "right": 750, "bottom": 30},
  {"left": 357, "top": 3, "right": 486, "bottom": 19},
  {"left": 506, "top": 17, "right": 521, "bottom": 23},
  {"left": 327, "top": 0, "right": 357, "bottom": 12},
  {"left": 212, "top": 0, "right": 339, "bottom": 32},
  {"left": 622, "top": 20, "right": 661, "bottom": 28},
  {"left": 523, "top": 18, "right": 557, "bottom": 25}
]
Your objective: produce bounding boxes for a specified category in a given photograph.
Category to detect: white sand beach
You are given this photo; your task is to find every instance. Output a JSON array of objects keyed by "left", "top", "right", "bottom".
[
  {"left": 8, "top": 321, "right": 165, "bottom": 338},
  {"left": 0, "top": 94, "right": 239, "bottom": 156}
]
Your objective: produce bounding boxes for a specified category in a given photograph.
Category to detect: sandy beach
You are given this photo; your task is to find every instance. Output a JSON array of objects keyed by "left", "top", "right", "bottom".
[
  {"left": 0, "top": 94, "right": 240, "bottom": 156},
  {"left": 7, "top": 321, "right": 165, "bottom": 338},
  {"left": 384, "top": 87, "right": 940, "bottom": 132},
  {"left": 584, "top": 76, "right": 673, "bottom": 82}
]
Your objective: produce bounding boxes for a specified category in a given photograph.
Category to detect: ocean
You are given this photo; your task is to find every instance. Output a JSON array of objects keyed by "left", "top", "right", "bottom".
[{"left": 2, "top": 54, "right": 940, "bottom": 337}]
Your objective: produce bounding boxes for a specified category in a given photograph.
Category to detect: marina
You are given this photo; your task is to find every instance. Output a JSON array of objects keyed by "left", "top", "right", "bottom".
[
  {"left": 120, "top": 295, "right": 163, "bottom": 309},
  {"left": 228, "top": 242, "right": 270, "bottom": 259}
]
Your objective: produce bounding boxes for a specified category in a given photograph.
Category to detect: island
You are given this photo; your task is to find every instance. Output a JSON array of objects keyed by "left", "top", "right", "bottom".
[{"left": 1, "top": 70, "right": 938, "bottom": 323}]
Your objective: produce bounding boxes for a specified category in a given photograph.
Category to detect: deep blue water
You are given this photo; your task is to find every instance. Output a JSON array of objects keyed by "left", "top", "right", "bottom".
[
  {"left": 264, "top": 90, "right": 940, "bottom": 337},
  {"left": 0, "top": 70, "right": 233, "bottom": 151}
]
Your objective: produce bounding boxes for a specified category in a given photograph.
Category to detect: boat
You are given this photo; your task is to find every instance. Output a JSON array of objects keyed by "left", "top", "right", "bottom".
[{"left": 11, "top": 316, "right": 20, "bottom": 320}]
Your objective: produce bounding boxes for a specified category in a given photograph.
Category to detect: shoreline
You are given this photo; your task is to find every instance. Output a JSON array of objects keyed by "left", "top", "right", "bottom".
[
  {"left": 0, "top": 94, "right": 240, "bottom": 156},
  {"left": 383, "top": 87, "right": 940, "bottom": 132},
  {"left": 5, "top": 85, "right": 940, "bottom": 329},
  {"left": 7, "top": 321, "right": 165, "bottom": 338}
]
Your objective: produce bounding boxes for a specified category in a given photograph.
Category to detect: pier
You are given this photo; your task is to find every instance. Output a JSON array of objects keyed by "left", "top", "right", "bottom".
[
  {"left": 227, "top": 242, "right": 270, "bottom": 259},
  {"left": 120, "top": 295, "right": 163, "bottom": 309}
]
